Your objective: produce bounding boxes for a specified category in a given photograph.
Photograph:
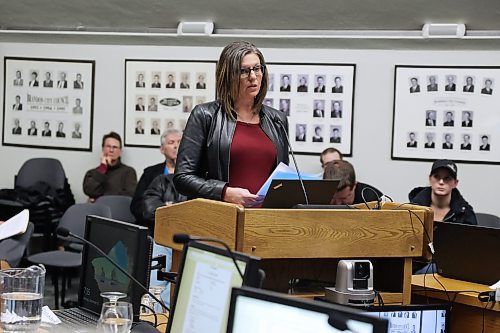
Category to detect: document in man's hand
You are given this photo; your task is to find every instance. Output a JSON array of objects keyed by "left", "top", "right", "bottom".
[
  {"left": 257, "top": 162, "right": 321, "bottom": 198},
  {"left": 0, "top": 209, "right": 29, "bottom": 241}
]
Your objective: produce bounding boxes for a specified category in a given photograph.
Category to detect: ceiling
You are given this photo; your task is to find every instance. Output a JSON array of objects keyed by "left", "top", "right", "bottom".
[{"left": 1, "top": 0, "right": 500, "bottom": 49}]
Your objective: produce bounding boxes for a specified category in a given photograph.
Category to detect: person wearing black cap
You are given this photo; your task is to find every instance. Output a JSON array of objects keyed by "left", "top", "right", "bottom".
[{"left": 408, "top": 159, "right": 477, "bottom": 225}]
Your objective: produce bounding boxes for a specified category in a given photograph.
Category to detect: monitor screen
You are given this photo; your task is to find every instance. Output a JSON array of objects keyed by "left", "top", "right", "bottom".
[
  {"left": 167, "top": 241, "right": 260, "bottom": 333},
  {"left": 227, "top": 287, "right": 388, "bottom": 333},
  {"left": 79, "top": 215, "right": 152, "bottom": 319},
  {"left": 363, "top": 305, "right": 449, "bottom": 333}
]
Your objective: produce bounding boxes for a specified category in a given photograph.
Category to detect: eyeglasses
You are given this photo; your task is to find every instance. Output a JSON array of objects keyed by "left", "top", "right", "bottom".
[
  {"left": 104, "top": 145, "right": 120, "bottom": 150},
  {"left": 240, "top": 65, "right": 265, "bottom": 78}
]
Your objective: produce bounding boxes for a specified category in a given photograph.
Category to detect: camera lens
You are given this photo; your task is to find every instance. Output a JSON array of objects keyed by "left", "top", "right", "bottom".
[{"left": 354, "top": 262, "right": 370, "bottom": 279}]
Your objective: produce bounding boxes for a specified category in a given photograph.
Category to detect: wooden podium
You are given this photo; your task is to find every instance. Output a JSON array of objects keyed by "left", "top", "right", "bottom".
[{"left": 155, "top": 199, "right": 433, "bottom": 305}]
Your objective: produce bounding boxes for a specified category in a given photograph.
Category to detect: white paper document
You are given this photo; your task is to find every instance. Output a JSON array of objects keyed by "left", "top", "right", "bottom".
[
  {"left": 0, "top": 209, "right": 29, "bottom": 241},
  {"left": 256, "top": 162, "right": 321, "bottom": 197}
]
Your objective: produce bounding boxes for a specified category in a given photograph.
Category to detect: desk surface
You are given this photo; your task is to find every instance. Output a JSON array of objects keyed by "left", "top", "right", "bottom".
[{"left": 412, "top": 274, "right": 499, "bottom": 311}]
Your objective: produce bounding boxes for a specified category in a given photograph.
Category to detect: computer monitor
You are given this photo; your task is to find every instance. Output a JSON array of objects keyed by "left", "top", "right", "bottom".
[
  {"left": 227, "top": 287, "right": 388, "bottom": 333},
  {"left": 79, "top": 215, "right": 152, "bottom": 320},
  {"left": 166, "top": 241, "right": 261, "bottom": 333},
  {"left": 363, "top": 304, "right": 450, "bottom": 333}
]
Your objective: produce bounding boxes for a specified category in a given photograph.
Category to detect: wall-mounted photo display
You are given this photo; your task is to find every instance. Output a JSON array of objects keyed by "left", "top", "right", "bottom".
[
  {"left": 265, "top": 62, "right": 356, "bottom": 156},
  {"left": 392, "top": 66, "right": 499, "bottom": 164},
  {"left": 3, "top": 57, "right": 95, "bottom": 151},
  {"left": 124, "top": 60, "right": 216, "bottom": 147}
]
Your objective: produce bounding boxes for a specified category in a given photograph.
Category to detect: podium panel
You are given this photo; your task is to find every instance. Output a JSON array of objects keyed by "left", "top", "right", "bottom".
[{"left": 155, "top": 199, "right": 433, "bottom": 305}]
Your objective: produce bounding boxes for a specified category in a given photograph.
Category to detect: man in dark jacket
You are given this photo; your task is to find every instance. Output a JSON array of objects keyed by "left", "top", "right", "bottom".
[
  {"left": 409, "top": 159, "right": 476, "bottom": 225},
  {"left": 130, "top": 129, "right": 182, "bottom": 227},
  {"left": 323, "top": 160, "right": 383, "bottom": 206}
]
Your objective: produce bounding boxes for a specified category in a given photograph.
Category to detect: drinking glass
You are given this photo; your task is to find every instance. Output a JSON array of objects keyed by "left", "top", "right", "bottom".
[
  {"left": 97, "top": 301, "right": 132, "bottom": 333},
  {"left": 100, "top": 291, "right": 127, "bottom": 303},
  {"left": 0, "top": 265, "right": 45, "bottom": 333}
]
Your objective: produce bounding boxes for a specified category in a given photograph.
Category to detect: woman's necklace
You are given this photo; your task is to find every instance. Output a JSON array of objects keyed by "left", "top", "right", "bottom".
[{"left": 237, "top": 110, "right": 258, "bottom": 123}]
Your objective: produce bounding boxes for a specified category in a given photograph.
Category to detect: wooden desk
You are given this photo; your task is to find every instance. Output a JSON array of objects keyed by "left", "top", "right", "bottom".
[{"left": 412, "top": 274, "right": 500, "bottom": 333}]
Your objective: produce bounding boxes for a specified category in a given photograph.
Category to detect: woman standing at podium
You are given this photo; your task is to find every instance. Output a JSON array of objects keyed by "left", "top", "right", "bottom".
[{"left": 174, "top": 41, "right": 289, "bottom": 207}]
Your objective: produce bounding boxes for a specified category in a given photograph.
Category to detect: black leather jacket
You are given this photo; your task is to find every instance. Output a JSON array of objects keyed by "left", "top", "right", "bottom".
[
  {"left": 142, "top": 174, "right": 187, "bottom": 235},
  {"left": 174, "top": 100, "right": 289, "bottom": 200}
]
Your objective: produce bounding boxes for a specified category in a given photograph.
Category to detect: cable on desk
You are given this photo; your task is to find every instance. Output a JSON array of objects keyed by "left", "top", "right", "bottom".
[
  {"left": 481, "top": 299, "right": 490, "bottom": 333},
  {"left": 140, "top": 303, "right": 157, "bottom": 327}
]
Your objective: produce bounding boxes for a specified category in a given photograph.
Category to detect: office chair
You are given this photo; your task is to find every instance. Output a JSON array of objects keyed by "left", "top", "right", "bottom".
[
  {"left": 476, "top": 213, "right": 500, "bottom": 228},
  {"left": 0, "top": 222, "right": 34, "bottom": 267},
  {"left": 95, "top": 195, "right": 136, "bottom": 223},
  {"left": 27, "top": 203, "right": 111, "bottom": 309},
  {"left": 14, "top": 158, "right": 74, "bottom": 250}
]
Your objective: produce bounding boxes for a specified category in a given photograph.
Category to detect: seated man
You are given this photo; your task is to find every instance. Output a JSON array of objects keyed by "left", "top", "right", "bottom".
[
  {"left": 130, "top": 129, "right": 184, "bottom": 309},
  {"left": 323, "top": 160, "right": 383, "bottom": 205},
  {"left": 130, "top": 129, "right": 182, "bottom": 227},
  {"left": 83, "top": 132, "right": 137, "bottom": 201},
  {"left": 319, "top": 147, "right": 343, "bottom": 169},
  {"left": 409, "top": 159, "right": 477, "bottom": 225}
]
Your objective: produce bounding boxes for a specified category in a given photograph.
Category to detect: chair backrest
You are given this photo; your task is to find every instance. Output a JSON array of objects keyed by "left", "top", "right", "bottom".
[
  {"left": 476, "top": 213, "right": 500, "bottom": 228},
  {"left": 57, "top": 203, "right": 112, "bottom": 240},
  {"left": 0, "top": 222, "right": 34, "bottom": 267},
  {"left": 95, "top": 195, "right": 136, "bottom": 223},
  {"left": 15, "top": 158, "right": 67, "bottom": 189}
]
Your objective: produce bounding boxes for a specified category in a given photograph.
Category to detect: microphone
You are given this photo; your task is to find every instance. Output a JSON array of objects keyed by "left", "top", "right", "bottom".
[
  {"left": 272, "top": 115, "right": 309, "bottom": 205},
  {"left": 328, "top": 313, "right": 349, "bottom": 331},
  {"left": 56, "top": 227, "right": 170, "bottom": 313},
  {"left": 173, "top": 233, "right": 244, "bottom": 280}
]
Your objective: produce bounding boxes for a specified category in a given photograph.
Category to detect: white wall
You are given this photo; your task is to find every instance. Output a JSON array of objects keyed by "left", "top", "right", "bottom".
[{"left": 0, "top": 42, "right": 498, "bottom": 216}]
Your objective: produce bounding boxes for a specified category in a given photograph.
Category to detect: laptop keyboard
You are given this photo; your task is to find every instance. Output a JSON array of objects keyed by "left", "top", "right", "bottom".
[{"left": 57, "top": 307, "right": 99, "bottom": 332}]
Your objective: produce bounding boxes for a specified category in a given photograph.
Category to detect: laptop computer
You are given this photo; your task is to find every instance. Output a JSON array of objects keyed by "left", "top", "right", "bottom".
[
  {"left": 56, "top": 215, "right": 152, "bottom": 331},
  {"left": 227, "top": 286, "right": 388, "bottom": 333},
  {"left": 166, "top": 241, "right": 261, "bottom": 333},
  {"left": 363, "top": 304, "right": 450, "bottom": 333},
  {"left": 262, "top": 179, "right": 339, "bottom": 208},
  {"left": 433, "top": 222, "right": 500, "bottom": 285}
]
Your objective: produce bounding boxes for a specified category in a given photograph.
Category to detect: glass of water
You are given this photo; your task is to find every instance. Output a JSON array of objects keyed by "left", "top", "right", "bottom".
[
  {"left": 0, "top": 265, "right": 46, "bottom": 332},
  {"left": 97, "top": 301, "right": 132, "bottom": 333}
]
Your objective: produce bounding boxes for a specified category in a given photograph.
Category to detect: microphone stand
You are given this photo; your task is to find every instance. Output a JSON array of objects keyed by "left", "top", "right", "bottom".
[
  {"left": 173, "top": 234, "right": 245, "bottom": 280},
  {"left": 274, "top": 116, "right": 309, "bottom": 205}
]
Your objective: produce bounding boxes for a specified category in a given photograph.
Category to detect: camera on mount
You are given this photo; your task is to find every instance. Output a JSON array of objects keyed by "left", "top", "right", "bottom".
[{"left": 325, "top": 260, "right": 375, "bottom": 307}]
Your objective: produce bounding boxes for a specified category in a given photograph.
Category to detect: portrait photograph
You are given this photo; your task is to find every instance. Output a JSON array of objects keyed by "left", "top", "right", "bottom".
[
  {"left": 424, "top": 132, "right": 435, "bottom": 149},
  {"left": 314, "top": 75, "right": 326, "bottom": 93},
  {"left": 462, "top": 75, "right": 475, "bottom": 93},
  {"left": 409, "top": 77, "right": 421, "bottom": 93},
  {"left": 279, "top": 98, "right": 291, "bottom": 117},
  {"left": 196, "top": 72, "right": 207, "bottom": 89},
  {"left": 3, "top": 57, "right": 94, "bottom": 151},
  {"left": 329, "top": 126, "right": 342, "bottom": 143},
  {"left": 295, "top": 123, "right": 307, "bottom": 142},
  {"left": 280, "top": 74, "right": 291, "bottom": 92},
  {"left": 136, "top": 72, "right": 146, "bottom": 87},
  {"left": 481, "top": 78, "right": 494, "bottom": 95},
  {"left": 406, "top": 131, "right": 418, "bottom": 148},
  {"left": 312, "top": 125, "right": 324, "bottom": 143},
  {"left": 461, "top": 111, "right": 473, "bottom": 127},
  {"left": 332, "top": 75, "right": 344, "bottom": 93},
  {"left": 297, "top": 74, "right": 308, "bottom": 92},
  {"left": 425, "top": 110, "right": 436, "bottom": 126},
  {"left": 151, "top": 72, "right": 162, "bottom": 88}
]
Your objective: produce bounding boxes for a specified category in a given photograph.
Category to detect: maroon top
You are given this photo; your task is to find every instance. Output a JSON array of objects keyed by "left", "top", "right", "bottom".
[{"left": 228, "top": 122, "right": 276, "bottom": 194}]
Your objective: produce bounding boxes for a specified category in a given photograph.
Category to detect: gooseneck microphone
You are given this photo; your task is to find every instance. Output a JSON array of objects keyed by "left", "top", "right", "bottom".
[
  {"left": 272, "top": 115, "right": 309, "bottom": 205},
  {"left": 173, "top": 233, "right": 244, "bottom": 280},
  {"left": 56, "top": 227, "right": 169, "bottom": 313}
]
